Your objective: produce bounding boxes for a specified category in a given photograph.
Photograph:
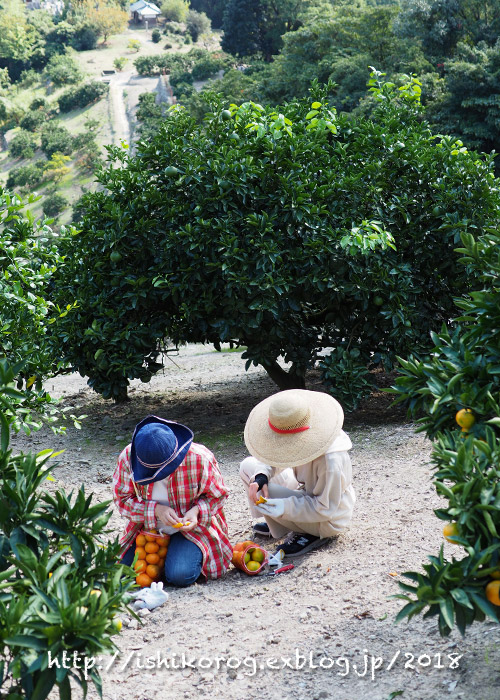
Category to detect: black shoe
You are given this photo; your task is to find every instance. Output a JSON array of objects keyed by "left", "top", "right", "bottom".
[
  {"left": 252, "top": 522, "right": 273, "bottom": 538},
  {"left": 278, "top": 532, "right": 330, "bottom": 558}
]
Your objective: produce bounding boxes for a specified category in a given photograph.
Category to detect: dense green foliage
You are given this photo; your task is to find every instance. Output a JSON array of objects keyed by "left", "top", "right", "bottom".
[
  {"left": 57, "top": 81, "right": 108, "bottom": 113},
  {"left": 42, "top": 192, "right": 68, "bottom": 219},
  {"left": 0, "top": 360, "right": 134, "bottom": 699},
  {"left": 390, "top": 222, "right": 500, "bottom": 636},
  {"left": 52, "top": 77, "right": 500, "bottom": 404},
  {"left": 8, "top": 130, "right": 37, "bottom": 159}
]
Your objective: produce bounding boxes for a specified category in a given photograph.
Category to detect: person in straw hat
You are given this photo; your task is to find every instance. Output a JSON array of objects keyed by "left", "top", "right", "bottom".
[
  {"left": 113, "top": 415, "right": 233, "bottom": 586},
  {"left": 240, "top": 390, "right": 355, "bottom": 558}
]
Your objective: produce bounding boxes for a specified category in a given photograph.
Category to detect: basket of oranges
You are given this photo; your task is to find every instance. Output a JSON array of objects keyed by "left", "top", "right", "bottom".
[
  {"left": 134, "top": 529, "right": 170, "bottom": 587},
  {"left": 231, "top": 540, "right": 268, "bottom": 576}
]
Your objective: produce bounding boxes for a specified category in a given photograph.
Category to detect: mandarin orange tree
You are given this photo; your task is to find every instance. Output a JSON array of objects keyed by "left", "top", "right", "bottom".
[
  {"left": 0, "top": 359, "right": 135, "bottom": 699},
  {"left": 390, "top": 224, "right": 500, "bottom": 636},
  {"left": 53, "top": 74, "right": 500, "bottom": 406}
]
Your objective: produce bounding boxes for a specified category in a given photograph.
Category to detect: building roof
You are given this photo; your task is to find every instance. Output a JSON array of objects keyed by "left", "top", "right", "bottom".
[{"left": 130, "top": 0, "right": 160, "bottom": 12}]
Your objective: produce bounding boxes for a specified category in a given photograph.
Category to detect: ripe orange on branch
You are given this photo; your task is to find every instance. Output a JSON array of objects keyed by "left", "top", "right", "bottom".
[
  {"left": 485, "top": 581, "right": 500, "bottom": 606},
  {"left": 455, "top": 408, "right": 475, "bottom": 431},
  {"left": 443, "top": 523, "right": 459, "bottom": 542}
]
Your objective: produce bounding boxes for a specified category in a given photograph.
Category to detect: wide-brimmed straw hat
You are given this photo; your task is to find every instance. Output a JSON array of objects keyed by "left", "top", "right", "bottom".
[
  {"left": 131, "top": 415, "right": 193, "bottom": 484},
  {"left": 244, "top": 389, "right": 344, "bottom": 469}
]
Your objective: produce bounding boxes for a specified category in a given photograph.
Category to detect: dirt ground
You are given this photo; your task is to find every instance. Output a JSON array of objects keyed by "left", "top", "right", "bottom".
[{"left": 12, "top": 345, "right": 500, "bottom": 700}]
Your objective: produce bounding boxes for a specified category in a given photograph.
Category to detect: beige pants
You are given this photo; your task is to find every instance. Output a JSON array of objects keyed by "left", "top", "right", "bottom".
[{"left": 240, "top": 457, "right": 324, "bottom": 539}]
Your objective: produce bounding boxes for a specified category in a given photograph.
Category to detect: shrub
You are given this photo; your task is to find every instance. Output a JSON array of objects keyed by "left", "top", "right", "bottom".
[
  {"left": 8, "top": 129, "right": 37, "bottom": 159},
  {"left": 6, "top": 161, "right": 45, "bottom": 189},
  {"left": 114, "top": 56, "right": 128, "bottom": 71},
  {"left": 71, "top": 23, "right": 99, "bottom": 51},
  {"left": 128, "top": 38, "right": 141, "bottom": 52},
  {"left": 29, "top": 97, "right": 49, "bottom": 111},
  {"left": 57, "top": 81, "right": 108, "bottom": 113},
  {"left": 0, "top": 361, "right": 134, "bottom": 697},
  {"left": 42, "top": 192, "right": 68, "bottom": 218},
  {"left": 40, "top": 122, "right": 73, "bottom": 158},
  {"left": 152, "top": 28, "right": 161, "bottom": 43},
  {"left": 19, "top": 109, "right": 47, "bottom": 132},
  {"left": 44, "top": 51, "right": 83, "bottom": 86},
  {"left": 50, "top": 74, "right": 500, "bottom": 402},
  {"left": 191, "top": 55, "right": 223, "bottom": 81}
]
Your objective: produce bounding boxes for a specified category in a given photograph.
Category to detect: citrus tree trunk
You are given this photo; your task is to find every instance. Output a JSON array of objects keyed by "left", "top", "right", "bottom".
[{"left": 263, "top": 360, "right": 306, "bottom": 391}]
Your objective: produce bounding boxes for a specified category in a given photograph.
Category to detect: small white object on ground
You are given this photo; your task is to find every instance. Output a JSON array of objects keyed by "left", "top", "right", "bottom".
[{"left": 130, "top": 581, "right": 169, "bottom": 611}]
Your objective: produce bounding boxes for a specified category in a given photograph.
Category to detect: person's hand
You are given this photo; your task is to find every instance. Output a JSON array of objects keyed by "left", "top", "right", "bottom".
[
  {"left": 254, "top": 498, "right": 285, "bottom": 518},
  {"left": 155, "top": 504, "right": 182, "bottom": 527},
  {"left": 179, "top": 505, "right": 199, "bottom": 532},
  {"left": 249, "top": 481, "right": 269, "bottom": 504}
]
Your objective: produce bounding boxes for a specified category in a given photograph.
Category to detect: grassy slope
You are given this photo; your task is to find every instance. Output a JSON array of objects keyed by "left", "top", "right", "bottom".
[{"left": 1, "top": 24, "right": 184, "bottom": 226}]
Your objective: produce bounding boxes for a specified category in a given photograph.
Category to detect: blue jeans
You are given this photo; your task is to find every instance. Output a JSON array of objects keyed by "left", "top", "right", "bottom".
[{"left": 122, "top": 533, "right": 203, "bottom": 587}]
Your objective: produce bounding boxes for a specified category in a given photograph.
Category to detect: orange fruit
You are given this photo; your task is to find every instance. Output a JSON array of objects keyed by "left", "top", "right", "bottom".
[
  {"left": 136, "top": 573, "right": 152, "bottom": 588},
  {"left": 158, "top": 546, "right": 168, "bottom": 558},
  {"left": 158, "top": 558, "right": 165, "bottom": 568},
  {"left": 485, "top": 580, "right": 500, "bottom": 606},
  {"left": 145, "top": 542, "right": 159, "bottom": 554},
  {"left": 246, "top": 561, "right": 260, "bottom": 572},
  {"left": 455, "top": 408, "right": 475, "bottom": 431},
  {"left": 233, "top": 540, "right": 256, "bottom": 552},
  {"left": 490, "top": 569, "right": 500, "bottom": 580},
  {"left": 251, "top": 549, "right": 265, "bottom": 563},
  {"left": 146, "top": 553, "right": 160, "bottom": 565},
  {"left": 135, "top": 547, "right": 147, "bottom": 560},
  {"left": 443, "top": 523, "right": 459, "bottom": 542},
  {"left": 232, "top": 551, "right": 244, "bottom": 566},
  {"left": 157, "top": 537, "right": 169, "bottom": 547},
  {"left": 134, "top": 560, "right": 147, "bottom": 573},
  {"left": 146, "top": 564, "right": 161, "bottom": 579},
  {"left": 136, "top": 534, "right": 147, "bottom": 546},
  {"left": 244, "top": 553, "right": 251, "bottom": 564},
  {"left": 145, "top": 533, "right": 158, "bottom": 542}
]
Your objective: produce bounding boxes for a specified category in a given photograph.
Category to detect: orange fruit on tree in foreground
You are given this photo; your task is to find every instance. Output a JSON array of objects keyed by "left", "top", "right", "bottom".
[
  {"left": 134, "top": 560, "right": 147, "bottom": 574},
  {"left": 455, "top": 408, "right": 475, "bottom": 431},
  {"left": 485, "top": 580, "right": 500, "bottom": 606},
  {"left": 246, "top": 561, "right": 261, "bottom": 572},
  {"left": 158, "top": 546, "right": 168, "bottom": 558},
  {"left": 146, "top": 553, "right": 160, "bottom": 565},
  {"left": 443, "top": 523, "right": 459, "bottom": 542},
  {"left": 136, "top": 573, "right": 153, "bottom": 588},
  {"left": 146, "top": 564, "right": 161, "bottom": 579},
  {"left": 145, "top": 542, "right": 159, "bottom": 554},
  {"left": 135, "top": 547, "right": 147, "bottom": 560},
  {"left": 136, "top": 534, "right": 147, "bottom": 546}
]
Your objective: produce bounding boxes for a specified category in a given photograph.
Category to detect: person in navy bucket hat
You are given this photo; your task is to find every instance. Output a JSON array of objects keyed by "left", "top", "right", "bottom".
[
  {"left": 130, "top": 415, "right": 193, "bottom": 484},
  {"left": 113, "top": 415, "right": 233, "bottom": 586}
]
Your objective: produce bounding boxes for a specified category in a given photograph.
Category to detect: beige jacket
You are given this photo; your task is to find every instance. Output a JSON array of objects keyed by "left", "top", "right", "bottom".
[{"left": 245, "top": 430, "right": 355, "bottom": 538}]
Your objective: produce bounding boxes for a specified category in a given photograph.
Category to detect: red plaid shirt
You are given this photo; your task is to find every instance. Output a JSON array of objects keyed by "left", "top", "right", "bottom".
[{"left": 112, "top": 442, "right": 233, "bottom": 579}]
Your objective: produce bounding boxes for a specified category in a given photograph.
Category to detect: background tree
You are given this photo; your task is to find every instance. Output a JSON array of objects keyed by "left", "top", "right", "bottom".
[
  {"left": 79, "top": 0, "right": 128, "bottom": 44},
  {"left": 0, "top": 0, "right": 36, "bottom": 80},
  {"left": 161, "top": 0, "right": 189, "bottom": 22},
  {"left": 186, "top": 9, "right": 211, "bottom": 42},
  {"left": 190, "top": 0, "right": 227, "bottom": 28},
  {"left": 51, "top": 76, "right": 500, "bottom": 403}
]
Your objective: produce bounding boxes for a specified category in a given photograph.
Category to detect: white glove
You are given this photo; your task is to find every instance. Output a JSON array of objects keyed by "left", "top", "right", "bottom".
[
  {"left": 254, "top": 498, "right": 285, "bottom": 518},
  {"left": 130, "top": 581, "right": 169, "bottom": 611}
]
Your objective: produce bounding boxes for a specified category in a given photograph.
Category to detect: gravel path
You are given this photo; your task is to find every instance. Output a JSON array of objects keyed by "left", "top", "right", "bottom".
[{"left": 12, "top": 345, "right": 500, "bottom": 700}]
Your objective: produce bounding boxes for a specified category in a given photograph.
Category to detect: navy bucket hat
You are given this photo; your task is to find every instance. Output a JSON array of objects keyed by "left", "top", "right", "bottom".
[{"left": 131, "top": 415, "right": 193, "bottom": 484}]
